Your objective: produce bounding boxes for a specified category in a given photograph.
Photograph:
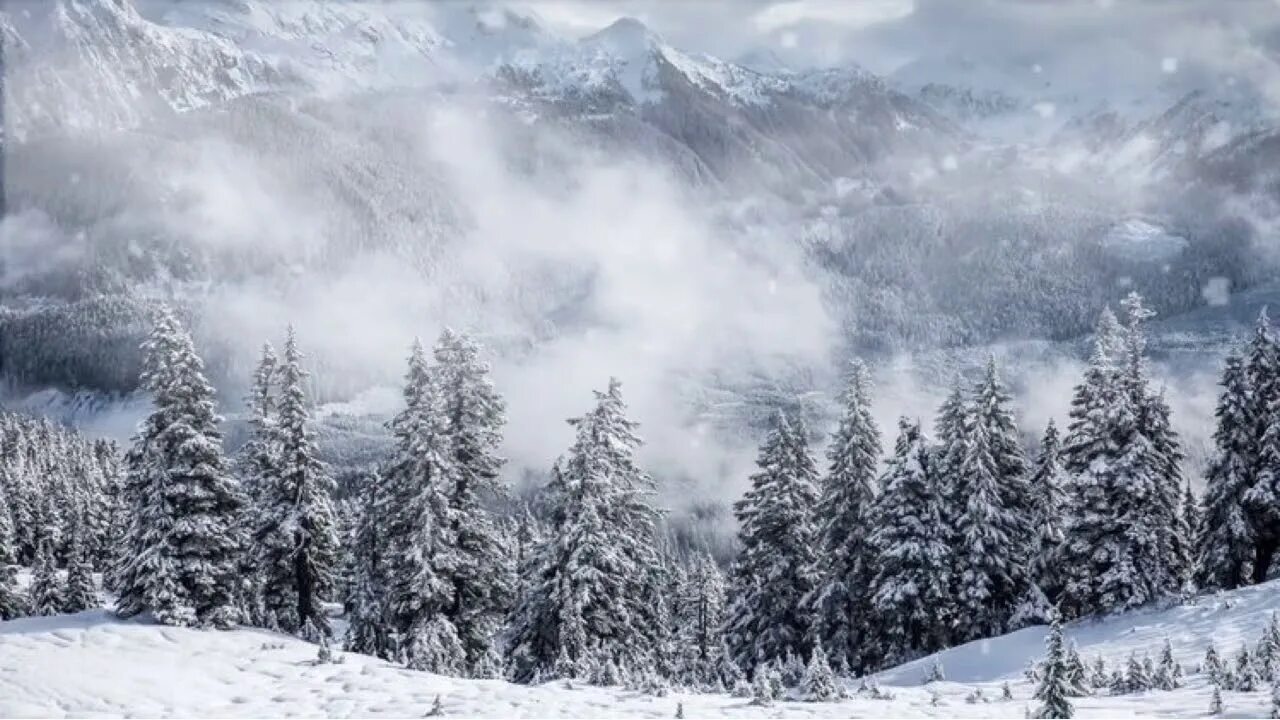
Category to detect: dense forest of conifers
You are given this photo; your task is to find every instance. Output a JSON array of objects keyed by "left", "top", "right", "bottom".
[{"left": 0, "top": 291, "right": 1278, "bottom": 703}]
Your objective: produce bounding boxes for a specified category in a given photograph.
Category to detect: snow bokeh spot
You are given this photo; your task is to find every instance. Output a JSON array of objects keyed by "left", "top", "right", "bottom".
[
  {"left": 1202, "top": 276, "right": 1232, "bottom": 307},
  {"left": 1162, "top": 57, "right": 1178, "bottom": 74}
]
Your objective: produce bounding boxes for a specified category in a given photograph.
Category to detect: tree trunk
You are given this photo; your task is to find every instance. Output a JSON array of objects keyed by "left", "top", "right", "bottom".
[
  {"left": 1254, "top": 539, "right": 1275, "bottom": 585},
  {"left": 296, "top": 528, "right": 314, "bottom": 632}
]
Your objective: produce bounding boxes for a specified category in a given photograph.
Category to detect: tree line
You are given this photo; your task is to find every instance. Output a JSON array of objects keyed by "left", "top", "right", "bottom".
[{"left": 0, "top": 292, "right": 1275, "bottom": 697}]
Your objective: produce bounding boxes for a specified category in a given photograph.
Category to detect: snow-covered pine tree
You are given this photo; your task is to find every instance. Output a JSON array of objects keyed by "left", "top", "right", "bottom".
[
  {"left": 1204, "top": 639, "right": 1224, "bottom": 681},
  {"left": 29, "top": 496, "right": 63, "bottom": 617},
  {"left": 344, "top": 468, "right": 392, "bottom": 658},
  {"left": 952, "top": 359, "right": 1032, "bottom": 641},
  {"left": 804, "top": 360, "right": 881, "bottom": 675},
  {"left": 1028, "top": 420, "right": 1068, "bottom": 602},
  {"left": 931, "top": 381, "right": 967, "bottom": 616},
  {"left": 241, "top": 343, "right": 279, "bottom": 507},
  {"left": 114, "top": 308, "right": 243, "bottom": 627},
  {"left": 677, "top": 551, "right": 726, "bottom": 687},
  {"left": 1032, "top": 616, "right": 1074, "bottom": 719},
  {"left": 724, "top": 411, "right": 820, "bottom": 673},
  {"left": 1181, "top": 480, "right": 1201, "bottom": 563},
  {"left": 1198, "top": 350, "right": 1256, "bottom": 590},
  {"left": 1234, "top": 644, "right": 1258, "bottom": 692},
  {"left": 505, "top": 379, "right": 662, "bottom": 682},
  {"left": 971, "top": 357, "right": 1033, "bottom": 530},
  {"left": 431, "top": 329, "right": 514, "bottom": 673},
  {"left": 1056, "top": 310, "right": 1121, "bottom": 619},
  {"left": 646, "top": 559, "right": 680, "bottom": 681},
  {"left": 1118, "top": 294, "right": 1188, "bottom": 599},
  {"left": 1272, "top": 673, "right": 1280, "bottom": 720},
  {"left": 0, "top": 480, "right": 23, "bottom": 619},
  {"left": 1058, "top": 299, "right": 1179, "bottom": 618},
  {"left": 750, "top": 665, "right": 774, "bottom": 706},
  {"left": 256, "top": 327, "right": 339, "bottom": 637},
  {"left": 1154, "top": 638, "right": 1180, "bottom": 691},
  {"left": 62, "top": 514, "right": 98, "bottom": 613},
  {"left": 380, "top": 340, "right": 456, "bottom": 668},
  {"left": 800, "top": 641, "right": 839, "bottom": 701},
  {"left": 235, "top": 343, "right": 279, "bottom": 625},
  {"left": 1246, "top": 309, "right": 1280, "bottom": 583},
  {"left": 868, "top": 418, "right": 951, "bottom": 667},
  {"left": 1063, "top": 640, "right": 1090, "bottom": 696},
  {"left": 512, "top": 503, "right": 545, "bottom": 603},
  {"left": 1122, "top": 652, "right": 1149, "bottom": 693},
  {"left": 1258, "top": 613, "right": 1280, "bottom": 678}
]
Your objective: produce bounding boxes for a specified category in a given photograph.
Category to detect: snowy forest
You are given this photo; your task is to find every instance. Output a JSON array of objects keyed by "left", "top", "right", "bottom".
[
  {"left": 11, "top": 1, "right": 1280, "bottom": 717},
  {"left": 3, "top": 289, "right": 1280, "bottom": 716}
]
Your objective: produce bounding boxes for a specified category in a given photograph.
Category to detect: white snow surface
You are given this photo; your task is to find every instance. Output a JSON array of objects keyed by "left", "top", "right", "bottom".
[{"left": 5, "top": 580, "right": 1280, "bottom": 717}]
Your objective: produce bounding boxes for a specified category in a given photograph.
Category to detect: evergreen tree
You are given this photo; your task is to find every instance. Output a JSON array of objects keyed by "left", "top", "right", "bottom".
[
  {"left": 1154, "top": 638, "right": 1180, "bottom": 691},
  {"left": 1246, "top": 309, "right": 1280, "bottom": 583},
  {"left": 1057, "top": 311, "right": 1123, "bottom": 619},
  {"left": 114, "top": 309, "right": 242, "bottom": 627},
  {"left": 29, "top": 499, "right": 63, "bottom": 617},
  {"left": 1258, "top": 613, "right": 1280, "bottom": 678},
  {"left": 1198, "top": 352, "right": 1256, "bottom": 590},
  {"left": 62, "top": 515, "right": 98, "bottom": 613},
  {"left": 240, "top": 343, "right": 280, "bottom": 507},
  {"left": 344, "top": 468, "right": 392, "bottom": 658},
  {"left": 1118, "top": 294, "right": 1188, "bottom": 599},
  {"left": 256, "top": 327, "right": 339, "bottom": 636},
  {"left": 1028, "top": 420, "right": 1067, "bottom": 601},
  {"left": 1123, "top": 652, "right": 1149, "bottom": 693},
  {"left": 1205, "top": 639, "right": 1224, "bottom": 682},
  {"left": 505, "top": 379, "right": 662, "bottom": 682},
  {"left": 1063, "top": 641, "right": 1090, "bottom": 696},
  {"left": 1032, "top": 616, "right": 1075, "bottom": 719},
  {"left": 1089, "top": 656, "right": 1108, "bottom": 689},
  {"left": 868, "top": 418, "right": 951, "bottom": 666},
  {"left": 724, "top": 412, "right": 820, "bottom": 673},
  {"left": 235, "top": 343, "right": 279, "bottom": 625},
  {"left": 952, "top": 360, "right": 1031, "bottom": 641},
  {"left": 800, "top": 642, "right": 839, "bottom": 701},
  {"left": 805, "top": 360, "right": 881, "bottom": 674},
  {"left": 1059, "top": 298, "right": 1182, "bottom": 617},
  {"left": 1235, "top": 645, "right": 1258, "bottom": 692},
  {"left": 678, "top": 551, "right": 727, "bottom": 687},
  {"left": 1210, "top": 683, "right": 1223, "bottom": 715},
  {"left": 750, "top": 665, "right": 774, "bottom": 706},
  {"left": 382, "top": 340, "right": 457, "bottom": 667},
  {"left": 431, "top": 329, "right": 513, "bottom": 673},
  {"left": 0, "top": 480, "right": 23, "bottom": 619}
]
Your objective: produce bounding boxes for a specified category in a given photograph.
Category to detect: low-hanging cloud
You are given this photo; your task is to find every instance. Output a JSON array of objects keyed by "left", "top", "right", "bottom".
[{"left": 177, "top": 94, "right": 836, "bottom": 506}]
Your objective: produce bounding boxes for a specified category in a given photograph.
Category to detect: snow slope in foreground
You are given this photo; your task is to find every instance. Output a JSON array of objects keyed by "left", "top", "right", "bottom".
[{"left": 4, "top": 581, "right": 1280, "bottom": 718}]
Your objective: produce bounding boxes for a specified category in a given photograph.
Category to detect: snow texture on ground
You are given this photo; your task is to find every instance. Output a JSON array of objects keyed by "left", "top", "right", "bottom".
[{"left": 3, "top": 580, "right": 1280, "bottom": 717}]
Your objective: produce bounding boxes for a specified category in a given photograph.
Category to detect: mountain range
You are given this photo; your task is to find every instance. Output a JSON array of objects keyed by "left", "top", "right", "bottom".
[{"left": 3, "top": 0, "right": 1279, "bottom": 476}]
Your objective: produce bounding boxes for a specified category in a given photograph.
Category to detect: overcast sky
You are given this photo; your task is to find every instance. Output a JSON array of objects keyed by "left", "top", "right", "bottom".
[{"left": 510, "top": 0, "right": 1280, "bottom": 105}]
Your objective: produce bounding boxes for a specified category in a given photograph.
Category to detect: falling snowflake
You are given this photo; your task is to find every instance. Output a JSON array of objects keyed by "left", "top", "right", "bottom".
[
  {"left": 1202, "top": 277, "right": 1231, "bottom": 307},
  {"left": 1162, "top": 57, "right": 1178, "bottom": 74}
]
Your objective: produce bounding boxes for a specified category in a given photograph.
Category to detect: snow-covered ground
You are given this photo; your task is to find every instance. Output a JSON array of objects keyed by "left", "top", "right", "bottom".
[{"left": 3, "top": 581, "right": 1280, "bottom": 717}]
